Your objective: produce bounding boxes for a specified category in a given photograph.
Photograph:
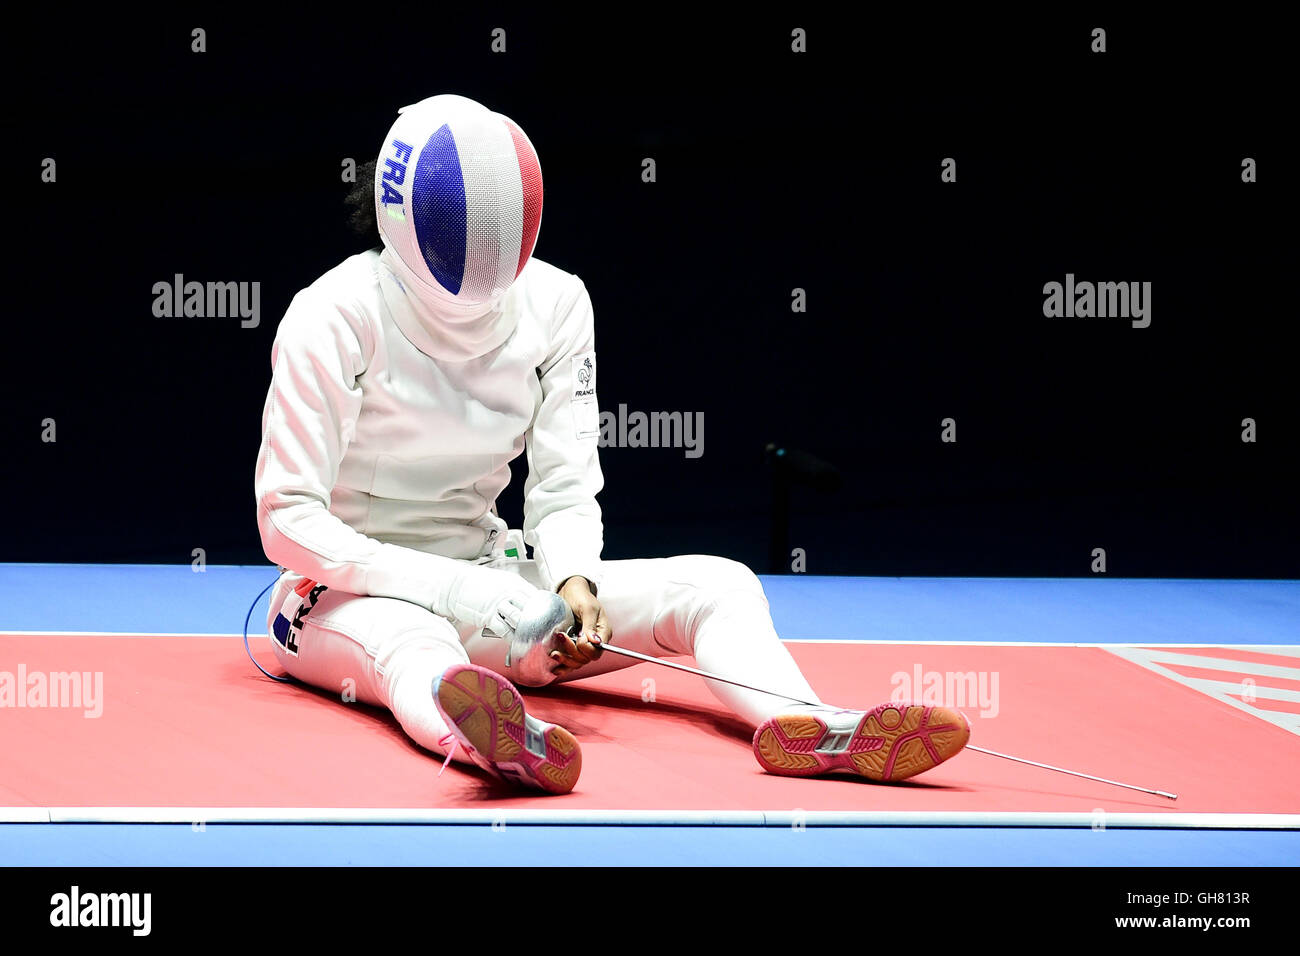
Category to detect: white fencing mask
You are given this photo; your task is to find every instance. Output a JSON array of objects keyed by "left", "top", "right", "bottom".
[{"left": 374, "top": 94, "right": 543, "bottom": 360}]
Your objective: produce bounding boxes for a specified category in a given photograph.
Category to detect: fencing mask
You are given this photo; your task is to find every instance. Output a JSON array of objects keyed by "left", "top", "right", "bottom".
[{"left": 374, "top": 94, "right": 543, "bottom": 361}]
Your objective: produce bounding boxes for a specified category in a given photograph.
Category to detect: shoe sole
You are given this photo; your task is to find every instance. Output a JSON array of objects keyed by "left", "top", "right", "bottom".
[
  {"left": 753, "top": 703, "right": 970, "bottom": 782},
  {"left": 434, "top": 663, "right": 582, "bottom": 794}
]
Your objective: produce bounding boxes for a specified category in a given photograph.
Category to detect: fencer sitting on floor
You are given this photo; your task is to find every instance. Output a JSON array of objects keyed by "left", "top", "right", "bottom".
[{"left": 254, "top": 94, "right": 969, "bottom": 794}]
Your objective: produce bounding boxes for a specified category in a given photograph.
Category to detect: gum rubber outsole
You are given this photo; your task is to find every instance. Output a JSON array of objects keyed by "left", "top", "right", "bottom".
[
  {"left": 434, "top": 663, "right": 582, "bottom": 794},
  {"left": 753, "top": 702, "right": 971, "bottom": 782}
]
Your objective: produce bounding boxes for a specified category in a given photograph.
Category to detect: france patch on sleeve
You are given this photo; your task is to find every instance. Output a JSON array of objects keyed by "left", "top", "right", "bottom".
[{"left": 570, "top": 351, "right": 599, "bottom": 439}]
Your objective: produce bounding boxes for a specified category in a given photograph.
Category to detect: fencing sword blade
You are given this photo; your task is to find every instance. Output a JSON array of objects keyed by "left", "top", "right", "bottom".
[
  {"left": 967, "top": 745, "right": 1177, "bottom": 799},
  {"left": 592, "top": 641, "right": 1178, "bottom": 800},
  {"left": 595, "top": 642, "right": 822, "bottom": 706}
]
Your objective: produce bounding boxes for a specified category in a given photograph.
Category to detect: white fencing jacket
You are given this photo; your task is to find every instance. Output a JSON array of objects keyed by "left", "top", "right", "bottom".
[{"left": 254, "top": 249, "right": 605, "bottom": 613}]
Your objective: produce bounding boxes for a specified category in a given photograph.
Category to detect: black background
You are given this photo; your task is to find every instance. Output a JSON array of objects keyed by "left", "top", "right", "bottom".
[
  {"left": 0, "top": 865, "right": 1281, "bottom": 940},
  {"left": 6, "top": 10, "right": 1296, "bottom": 577}
]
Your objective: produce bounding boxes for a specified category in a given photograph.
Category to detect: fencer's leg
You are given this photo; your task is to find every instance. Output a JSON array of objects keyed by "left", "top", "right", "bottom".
[
  {"left": 267, "top": 575, "right": 474, "bottom": 763},
  {"left": 269, "top": 572, "right": 581, "bottom": 789},
  {"left": 591, "top": 558, "right": 970, "bottom": 781},
  {"left": 372, "top": 619, "right": 473, "bottom": 760},
  {"left": 432, "top": 663, "right": 583, "bottom": 794},
  {"left": 662, "top": 565, "right": 971, "bottom": 781},
  {"left": 465, "top": 555, "right": 819, "bottom": 720},
  {"left": 533, "top": 555, "right": 826, "bottom": 725},
  {"left": 753, "top": 703, "right": 971, "bottom": 782}
]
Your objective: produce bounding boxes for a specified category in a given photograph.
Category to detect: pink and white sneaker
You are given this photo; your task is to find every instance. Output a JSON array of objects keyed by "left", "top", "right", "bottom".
[
  {"left": 432, "top": 663, "right": 582, "bottom": 794},
  {"left": 753, "top": 702, "right": 970, "bottom": 782}
]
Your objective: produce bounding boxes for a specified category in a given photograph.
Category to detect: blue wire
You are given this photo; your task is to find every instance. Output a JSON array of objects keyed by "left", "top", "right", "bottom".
[{"left": 243, "top": 575, "right": 293, "bottom": 683}]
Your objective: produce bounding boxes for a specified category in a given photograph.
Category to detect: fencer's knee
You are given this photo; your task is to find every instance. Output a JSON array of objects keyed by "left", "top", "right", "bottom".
[
  {"left": 665, "top": 556, "right": 769, "bottom": 655},
  {"left": 688, "top": 555, "right": 768, "bottom": 604}
]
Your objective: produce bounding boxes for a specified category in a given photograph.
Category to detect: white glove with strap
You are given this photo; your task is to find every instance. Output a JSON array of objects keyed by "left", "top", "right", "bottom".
[
  {"left": 433, "top": 564, "right": 574, "bottom": 687},
  {"left": 500, "top": 591, "right": 577, "bottom": 687},
  {"left": 434, "top": 563, "right": 543, "bottom": 640}
]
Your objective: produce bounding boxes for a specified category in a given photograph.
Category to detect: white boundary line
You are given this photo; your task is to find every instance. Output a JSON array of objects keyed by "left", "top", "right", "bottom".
[
  {"left": 1103, "top": 646, "right": 1300, "bottom": 737},
  {"left": 2, "top": 808, "right": 52, "bottom": 823},
  {"left": 2, "top": 807, "right": 1298, "bottom": 829}
]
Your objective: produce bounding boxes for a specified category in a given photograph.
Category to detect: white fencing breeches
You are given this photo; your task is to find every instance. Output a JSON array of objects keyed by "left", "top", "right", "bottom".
[{"left": 266, "top": 554, "right": 823, "bottom": 765}]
